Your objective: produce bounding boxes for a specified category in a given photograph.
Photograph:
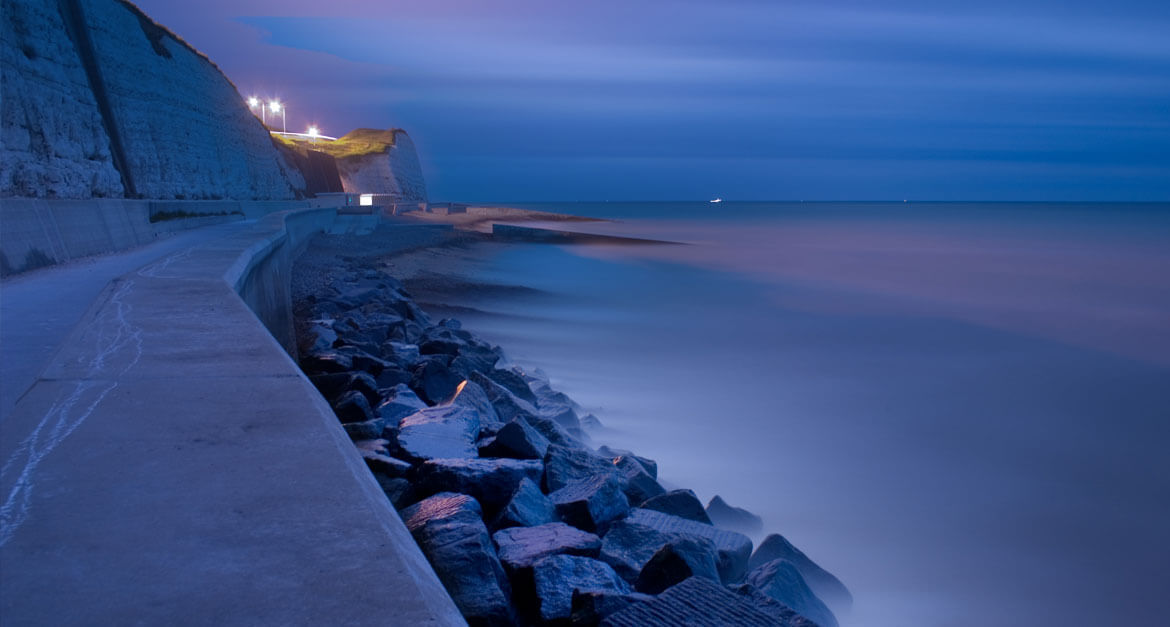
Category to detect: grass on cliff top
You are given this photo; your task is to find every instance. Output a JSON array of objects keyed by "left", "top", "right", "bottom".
[{"left": 275, "top": 128, "right": 401, "bottom": 159}]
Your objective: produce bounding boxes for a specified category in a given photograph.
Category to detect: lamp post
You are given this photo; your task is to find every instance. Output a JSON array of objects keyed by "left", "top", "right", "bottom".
[
  {"left": 307, "top": 126, "right": 320, "bottom": 143},
  {"left": 247, "top": 96, "right": 262, "bottom": 124},
  {"left": 269, "top": 100, "right": 285, "bottom": 132}
]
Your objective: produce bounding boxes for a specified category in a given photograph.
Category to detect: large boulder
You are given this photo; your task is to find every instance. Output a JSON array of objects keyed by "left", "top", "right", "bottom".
[
  {"left": 549, "top": 473, "right": 630, "bottom": 533},
  {"left": 750, "top": 534, "right": 852, "bottom": 610},
  {"left": 641, "top": 489, "right": 713, "bottom": 524},
  {"left": 615, "top": 455, "right": 665, "bottom": 506},
  {"left": 729, "top": 584, "right": 821, "bottom": 627},
  {"left": 492, "top": 523, "right": 601, "bottom": 572},
  {"left": 707, "top": 495, "right": 764, "bottom": 535},
  {"left": 332, "top": 390, "right": 374, "bottom": 424},
  {"left": 415, "top": 458, "right": 543, "bottom": 515},
  {"left": 543, "top": 444, "right": 619, "bottom": 492},
  {"left": 479, "top": 418, "right": 550, "bottom": 460},
  {"left": 411, "top": 358, "right": 463, "bottom": 405},
  {"left": 395, "top": 405, "right": 480, "bottom": 461},
  {"left": 470, "top": 371, "right": 540, "bottom": 422},
  {"left": 634, "top": 537, "right": 721, "bottom": 594},
  {"left": 745, "top": 559, "right": 837, "bottom": 627},
  {"left": 400, "top": 493, "right": 514, "bottom": 625},
  {"left": 601, "top": 576, "right": 783, "bottom": 627},
  {"left": 570, "top": 590, "right": 654, "bottom": 626},
  {"left": 531, "top": 555, "right": 630, "bottom": 623},
  {"left": 485, "top": 368, "right": 539, "bottom": 405},
  {"left": 601, "top": 509, "right": 753, "bottom": 584},
  {"left": 492, "top": 478, "right": 559, "bottom": 529},
  {"left": 376, "top": 384, "right": 428, "bottom": 426},
  {"left": 451, "top": 380, "right": 501, "bottom": 426},
  {"left": 597, "top": 446, "right": 658, "bottom": 479}
]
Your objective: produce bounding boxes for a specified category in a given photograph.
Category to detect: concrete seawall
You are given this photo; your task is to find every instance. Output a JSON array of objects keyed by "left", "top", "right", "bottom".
[{"left": 0, "top": 206, "right": 464, "bottom": 624}]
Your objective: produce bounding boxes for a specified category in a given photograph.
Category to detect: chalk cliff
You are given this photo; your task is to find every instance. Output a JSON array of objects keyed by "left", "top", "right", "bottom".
[
  {"left": 1, "top": 0, "right": 303, "bottom": 199},
  {"left": 1, "top": 0, "right": 123, "bottom": 197},
  {"left": 332, "top": 129, "right": 428, "bottom": 202}
]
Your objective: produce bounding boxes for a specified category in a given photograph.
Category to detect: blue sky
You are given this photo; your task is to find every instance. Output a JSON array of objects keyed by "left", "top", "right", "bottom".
[{"left": 136, "top": 0, "right": 1170, "bottom": 201}]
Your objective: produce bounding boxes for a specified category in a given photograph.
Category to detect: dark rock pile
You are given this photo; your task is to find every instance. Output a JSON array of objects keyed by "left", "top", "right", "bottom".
[{"left": 295, "top": 263, "right": 849, "bottom": 626}]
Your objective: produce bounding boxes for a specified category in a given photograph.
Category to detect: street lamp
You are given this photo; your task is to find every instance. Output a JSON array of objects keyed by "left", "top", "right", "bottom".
[
  {"left": 307, "top": 126, "right": 320, "bottom": 143},
  {"left": 268, "top": 100, "right": 285, "bottom": 132}
]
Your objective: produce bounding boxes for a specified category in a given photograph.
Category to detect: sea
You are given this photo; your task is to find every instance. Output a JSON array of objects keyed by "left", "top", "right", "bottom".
[{"left": 411, "top": 202, "right": 1170, "bottom": 627}]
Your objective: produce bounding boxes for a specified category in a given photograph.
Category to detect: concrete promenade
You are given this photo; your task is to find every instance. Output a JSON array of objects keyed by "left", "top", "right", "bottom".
[{"left": 0, "top": 210, "right": 463, "bottom": 625}]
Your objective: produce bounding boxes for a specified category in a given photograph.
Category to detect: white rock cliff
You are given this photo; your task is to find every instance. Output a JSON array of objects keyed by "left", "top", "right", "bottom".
[{"left": 1, "top": 0, "right": 303, "bottom": 199}]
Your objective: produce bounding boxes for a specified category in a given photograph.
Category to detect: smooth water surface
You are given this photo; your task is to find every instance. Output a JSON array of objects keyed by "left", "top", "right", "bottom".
[{"left": 425, "top": 202, "right": 1170, "bottom": 627}]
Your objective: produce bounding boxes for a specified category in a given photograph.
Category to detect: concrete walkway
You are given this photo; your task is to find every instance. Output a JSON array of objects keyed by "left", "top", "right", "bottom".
[
  {"left": 0, "top": 211, "right": 463, "bottom": 625},
  {"left": 1, "top": 221, "right": 246, "bottom": 419}
]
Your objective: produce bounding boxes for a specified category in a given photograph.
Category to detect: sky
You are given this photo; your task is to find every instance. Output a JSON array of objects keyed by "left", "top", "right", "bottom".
[{"left": 134, "top": 0, "right": 1170, "bottom": 201}]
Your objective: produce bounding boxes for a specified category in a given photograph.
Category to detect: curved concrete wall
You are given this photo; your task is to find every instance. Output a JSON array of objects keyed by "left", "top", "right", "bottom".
[{"left": 0, "top": 210, "right": 464, "bottom": 625}]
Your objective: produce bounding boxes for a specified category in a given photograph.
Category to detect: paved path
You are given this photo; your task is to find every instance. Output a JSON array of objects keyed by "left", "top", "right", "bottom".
[
  {"left": 0, "top": 221, "right": 246, "bottom": 419},
  {"left": 0, "top": 211, "right": 462, "bottom": 625}
]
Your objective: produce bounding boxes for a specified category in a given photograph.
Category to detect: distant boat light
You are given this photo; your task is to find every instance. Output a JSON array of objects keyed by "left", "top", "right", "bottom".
[{"left": 710, "top": 198, "right": 723, "bottom": 203}]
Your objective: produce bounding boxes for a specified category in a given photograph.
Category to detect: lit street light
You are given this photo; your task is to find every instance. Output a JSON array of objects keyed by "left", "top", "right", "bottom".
[
  {"left": 268, "top": 100, "right": 286, "bottom": 132},
  {"left": 307, "top": 126, "right": 320, "bottom": 143}
]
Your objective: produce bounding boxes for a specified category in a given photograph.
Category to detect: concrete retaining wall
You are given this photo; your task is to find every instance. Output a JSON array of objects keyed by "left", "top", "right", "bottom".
[{"left": 0, "top": 197, "right": 317, "bottom": 277}]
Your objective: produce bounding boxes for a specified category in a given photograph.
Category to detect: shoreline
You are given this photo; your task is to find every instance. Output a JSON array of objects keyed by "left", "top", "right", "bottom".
[{"left": 290, "top": 221, "right": 850, "bottom": 626}]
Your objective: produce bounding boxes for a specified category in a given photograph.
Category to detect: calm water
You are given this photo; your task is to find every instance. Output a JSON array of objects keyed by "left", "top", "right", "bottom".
[{"left": 425, "top": 202, "right": 1170, "bottom": 627}]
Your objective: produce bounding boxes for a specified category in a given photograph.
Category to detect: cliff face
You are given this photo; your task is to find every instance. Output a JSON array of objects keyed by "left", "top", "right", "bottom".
[
  {"left": 1, "top": 0, "right": 123, "bottom": 197},
  {"left": 0, "top": 0, "right": 303, "bottom": 199},
  {"left": 332, "top": 129, "right": 428, "bottom": 202}
]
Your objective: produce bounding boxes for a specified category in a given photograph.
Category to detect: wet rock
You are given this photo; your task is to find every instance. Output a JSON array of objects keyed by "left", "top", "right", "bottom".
[
  {"left": 301, "top": 350, "right": 352, "bottom": 374},
  {"left": 729, "top": 584, "right": 820, "bottom": 627},
  {"left": 523, "top": 412, "right": 580, "bottom": 447},
  {"left": 602, "top": 576, "right": 783, "bottom": 627},
  {"left": 305, "top": 322, "right": 338, "bottom": 353},
  {"left": 452, "top": 380, "right": 501, "bottom": 425},
  {"left": 479, "top": 418, "right": 550, "bottom": 460},
  {"left": 400, "top": 493, "right": 514, "bottom": 625},
  {"left": 336, "top": 346, "right": 392, "bottom": 376},
  {"left": 544, "top": 444, "right": 619, "bottom": 492},
  {"left": 420, "top": 338, "right": 464, "bottom": 356},
  {"left": 493, "top": 522, "right": 602, "bottom": 572},
  {"left": 615, "top": 455, "right": 665, "bottom": 506},
  {"left": 384, "top": 341, "right": 421, "bottom": 366},
  {"left": 532, "top": 555, "right": 630, "bottom": 623},
  {"left": 360, "top": 449, "right": 412, "bottom": 479},
  {"left": 598, "top": 446, "right": 658, "bottom": 479},
  {"left": 345, "top": 372, "right": 382, "bottom": 406},
  {"left": 374, "top": 366, "right": 412, "bottom": 388},
  {"left": 486, "top": 368, "right": 538, "bottom": 405},
  {"left": 308, "top": 372, "right": 352, "bottom": 401},
  {"left": 601, "top": 509, "right": 753, "bottom": 584},
  {"left": 471, "top": 371, "right": 540, "bottom": 423},
  {"left": 411, "top": 359, "right": 464, "bottom": 405},
  {"left": 549, "top": 473, "right": 630, "bottom": 533},
  {"left": 377, "top": 384, "right": 428, "bottom": 426},
  {"left": 745, "top": 559, "right": 837, "bottom": 627},
  {"left": 750, "top": 534, "right": 852, "bottom": 610},
  {"left": 374, "top": 475, "right": 414, "bottom": 509},
  {"left": 416, "top": 458, "right": 543, "bottom": 514},
  {"left": 580, "top": 414, "right": 604, "bottom": 430},
  {"left": 449, "top": 343, "right": 502, "bottom": 379},
  {"left": 395, "top": 405, "right": 480, "bottom": 461},
  {"left": 343, "top": 418, "right": 385, "bottom": 440},
  {"left": 641, "top": 489, "right": 713, "bottom": 524},
  {"left": 332, "top": 390, "right": 374, "bottom": 424},
  {"left": 570, "top": 590, "right": 654, "bottom": 626},
  {"left": 707, "top": 495, "right": 764, "bottom": 535},
  {"left": 492, "top": 478, "right": 559, "bottom": 529},
  {"left": 634, "top": 537, "right": 721, "bottom": 594}
]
